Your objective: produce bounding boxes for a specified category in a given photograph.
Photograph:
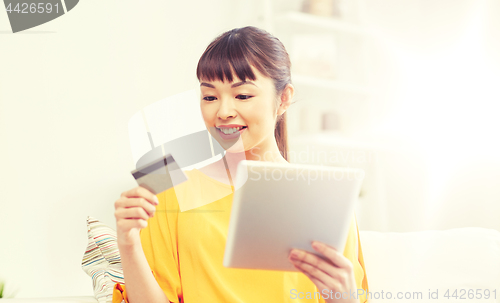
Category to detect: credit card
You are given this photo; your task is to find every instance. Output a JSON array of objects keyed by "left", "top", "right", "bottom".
[{"left": 130, "top": 153, "right": 188, "bottom": 195}]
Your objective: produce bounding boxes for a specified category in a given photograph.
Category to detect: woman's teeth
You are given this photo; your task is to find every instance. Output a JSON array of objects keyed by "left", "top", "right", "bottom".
[{"left": 218, "top": 126, "right": 245, "bottom": 134}]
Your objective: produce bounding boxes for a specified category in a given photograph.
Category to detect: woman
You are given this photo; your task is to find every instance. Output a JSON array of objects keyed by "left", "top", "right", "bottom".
[{"left": 113, "top": 26, "right": 369, "bottom": 303}]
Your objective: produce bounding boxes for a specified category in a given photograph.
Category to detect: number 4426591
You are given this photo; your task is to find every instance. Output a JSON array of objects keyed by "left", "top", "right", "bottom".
[
  {"left": 444, "top": 289, "right": 497, "bottom": 300},
  {"left": 5, "top": 3, "right": 59, "bottom": 14}
]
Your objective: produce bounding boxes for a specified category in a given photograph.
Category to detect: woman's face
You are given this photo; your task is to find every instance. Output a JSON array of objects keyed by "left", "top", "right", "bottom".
[{"left": 199, "top": 65, "right": 283, "bottom": 154}]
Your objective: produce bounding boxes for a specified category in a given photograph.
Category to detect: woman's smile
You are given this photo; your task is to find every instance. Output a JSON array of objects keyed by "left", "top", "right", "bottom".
[
  {"left": 199, "top": 64, "right": 280, "bottom": 153},
  {"left": 216, "top": 124, "right": 248, "bottom": 140}
]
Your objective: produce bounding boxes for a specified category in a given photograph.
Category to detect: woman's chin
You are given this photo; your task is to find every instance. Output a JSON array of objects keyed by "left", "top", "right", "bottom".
[
  {"left": 220, "top": 139, "right": 245, "bottom": 152},
  {"left": 216, "top": 137, "right": 247, "bottom": 154},
  {"left": 224, "top": 147, "right": 246, "bottom": 154}
]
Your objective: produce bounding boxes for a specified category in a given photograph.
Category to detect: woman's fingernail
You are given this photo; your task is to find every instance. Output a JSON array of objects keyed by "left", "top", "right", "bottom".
[
  {"left": 290, "top": 249, "right": 301, "bottom": 259},
  {"left": 312, "top": 241, "right": 323, "bottom": 250},
  {"left": 153, "top": 196, "right": 159, "bottom": 205}
]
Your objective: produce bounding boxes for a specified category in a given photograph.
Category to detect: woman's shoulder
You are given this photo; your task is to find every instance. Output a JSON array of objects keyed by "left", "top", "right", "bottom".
[
  {"left": 158, "top": 167, "right": 232, "bottom": 212},
  {"left": 189, "top": 162, "right": 234, "bottom": 188}
]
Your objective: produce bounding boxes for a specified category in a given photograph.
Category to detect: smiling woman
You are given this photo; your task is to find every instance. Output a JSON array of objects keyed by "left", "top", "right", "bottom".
[
  {"left": 113, "top": 26, "right": 369, "bottom": 303},
  {"left": 199, "top": 65, "right": 288, "bottom": 158},
  {"left": 196, "top": 26, "right": 293, "bottom": 163}
]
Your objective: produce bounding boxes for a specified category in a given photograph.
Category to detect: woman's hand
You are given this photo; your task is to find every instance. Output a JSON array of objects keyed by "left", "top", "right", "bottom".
[
  {"left": 114, "top": 186, "right": 159, "bottom": 247},
  {"left": 288, "top": 241, "right": 359, "bottom": 303}
]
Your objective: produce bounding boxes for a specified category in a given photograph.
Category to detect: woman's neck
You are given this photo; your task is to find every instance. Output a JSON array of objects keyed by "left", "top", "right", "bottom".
[
  {"left": 197, "top": 136, "right": 289, "bottom": 187},
  {"left": 219, "top": 146, "right": 286, "bottom": 188},
  {"left": 223, "top": 144, "right": 288, "bottom": 173}
]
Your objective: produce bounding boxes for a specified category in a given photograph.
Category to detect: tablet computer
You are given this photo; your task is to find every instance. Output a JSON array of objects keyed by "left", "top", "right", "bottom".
[{"left": 223, "top": 160, "right": 364, "bottom": 272}]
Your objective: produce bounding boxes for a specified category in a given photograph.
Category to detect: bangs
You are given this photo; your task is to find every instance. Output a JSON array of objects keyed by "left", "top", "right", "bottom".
[{"left": 196, "top": 31, "right": 268, "bottom": 83}]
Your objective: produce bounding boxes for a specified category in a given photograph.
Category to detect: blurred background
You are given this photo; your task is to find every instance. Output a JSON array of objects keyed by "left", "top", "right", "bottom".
[{"left": 1, "top": 0, "right": 499, "bottom": 298}]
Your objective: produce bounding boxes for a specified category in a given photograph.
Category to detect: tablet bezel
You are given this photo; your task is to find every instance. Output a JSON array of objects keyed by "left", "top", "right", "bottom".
[{"left": 223, "top": 160, "right": 364, "bottom": 272}]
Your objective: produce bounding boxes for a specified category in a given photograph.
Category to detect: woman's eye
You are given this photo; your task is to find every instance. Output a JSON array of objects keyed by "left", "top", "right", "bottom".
[
  {"left": 203, "top": 96, "right": 216, "bottom": 101},
  {"left": 237, "top": 95, "right": 252, "bottom": 100}
]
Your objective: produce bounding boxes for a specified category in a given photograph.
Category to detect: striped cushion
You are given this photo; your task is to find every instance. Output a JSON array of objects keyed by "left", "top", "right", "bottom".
[{"left": 81, "top": 216, "right": 124, "bottom": 303}]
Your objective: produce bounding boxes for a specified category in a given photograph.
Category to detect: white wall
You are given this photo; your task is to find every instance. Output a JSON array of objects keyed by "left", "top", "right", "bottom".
[
  {"left": 0, "top": 0, "right": 265, "bottom": 297},
  {"left": 361, "top": 0, "right": 500, "bottom": 232},
  {"left": 2, "top": 0, "right": 499, "bottom": 298}
]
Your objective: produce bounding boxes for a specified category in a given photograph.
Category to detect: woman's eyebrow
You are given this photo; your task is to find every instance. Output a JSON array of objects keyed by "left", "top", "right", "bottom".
[
  {"left": 200, "top": 81, "right": 257, "bottom": 88},
  {"left": 200, "top": 82, "right": 216, "bottom": 88},
  {"left": 231, "top": 81, "right": 257, "bottom": 88}
]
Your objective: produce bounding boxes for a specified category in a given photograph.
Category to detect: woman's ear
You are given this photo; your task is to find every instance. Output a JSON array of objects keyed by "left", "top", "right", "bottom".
[{"left": 277, "top": 84, "right": 294, "bottom": 116}]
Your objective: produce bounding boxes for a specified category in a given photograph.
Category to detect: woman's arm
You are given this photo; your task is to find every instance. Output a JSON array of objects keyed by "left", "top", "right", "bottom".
[
  {"left": 115, "top": 186, "right": 172, "bottom": 303},
  {"left": 119, "top": 239, "right": 170, "bottom": 303}
]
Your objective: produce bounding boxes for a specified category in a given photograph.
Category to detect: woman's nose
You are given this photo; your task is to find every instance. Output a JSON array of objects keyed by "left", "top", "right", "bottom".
[{"left": 217, "top": 97, "right": 237, "bottom": 120}]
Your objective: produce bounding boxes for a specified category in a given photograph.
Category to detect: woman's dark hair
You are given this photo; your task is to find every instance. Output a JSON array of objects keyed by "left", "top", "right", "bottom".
[{"left": 196, "top": 26, "right": 292, "bottom": 161}]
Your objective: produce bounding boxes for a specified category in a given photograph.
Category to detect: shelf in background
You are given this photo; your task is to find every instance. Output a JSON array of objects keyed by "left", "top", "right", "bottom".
[
  {"left": 292, "top": 74, "right": 372, "bottom": 95},
  {"left": 289, "top": 131, "right": 413, "bottom": 154},
  {"left": 274, "top": 11, "right": 370, "bottom": 35}
]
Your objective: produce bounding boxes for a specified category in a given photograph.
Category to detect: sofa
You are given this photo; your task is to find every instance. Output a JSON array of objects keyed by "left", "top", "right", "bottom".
[
  {"left": 360, "top": 227, "right": 500, "bottom": 302},
  {"left": 3, "top": 227, "right": 499, "bottom": 303}
]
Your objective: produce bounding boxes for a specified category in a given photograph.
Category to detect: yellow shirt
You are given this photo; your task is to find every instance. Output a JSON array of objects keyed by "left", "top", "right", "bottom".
[{"left": 113, "top": 169, "right": 369, "bottom": 303}]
